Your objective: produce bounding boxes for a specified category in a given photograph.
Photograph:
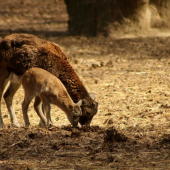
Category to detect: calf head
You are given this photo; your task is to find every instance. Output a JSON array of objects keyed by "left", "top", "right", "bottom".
[
  {"left": 67, "top": 100, "right": 82, "bottom": 127},
  {"left": 79, "top": 94, "right": 98, "bottom": 126}
]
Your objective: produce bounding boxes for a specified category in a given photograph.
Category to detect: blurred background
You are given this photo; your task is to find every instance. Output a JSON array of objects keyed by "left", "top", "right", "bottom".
[{"left": 0, "top": 0, "right": 170, "bottom": 38}]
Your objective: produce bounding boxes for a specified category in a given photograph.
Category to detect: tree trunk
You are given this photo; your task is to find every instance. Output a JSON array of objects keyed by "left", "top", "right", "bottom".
[
  {"left": 64, "top": 0, "right": 97, "bottom": 36},
  {"left": 64, "top": 0, "right": 170, "bottom": 36}
]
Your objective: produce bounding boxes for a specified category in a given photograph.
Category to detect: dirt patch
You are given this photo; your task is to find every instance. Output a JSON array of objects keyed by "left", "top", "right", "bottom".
[
  {"left": 1, "top": 125, "right": 170, "bottom": 169},
  {"left": 0, "top": 126, "right": 128, "bottom": 169}
]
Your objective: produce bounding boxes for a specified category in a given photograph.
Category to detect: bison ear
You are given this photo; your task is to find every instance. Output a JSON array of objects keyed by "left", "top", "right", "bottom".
[
  {"left": 76, "top": 100, "right": 82, "bottom": 107},
  {"left": 93, "top": 101, "right": 99, "bottom": 106},
  {"left": 82, "top": 99, "right": 89, "bottom": 106},
  {"left": 90, "top": 93, "right": 95, "bottom": 100}
]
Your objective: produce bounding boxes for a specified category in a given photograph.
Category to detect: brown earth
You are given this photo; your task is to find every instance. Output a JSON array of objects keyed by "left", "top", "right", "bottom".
[{"left": 1, "top": 0, "right": 170, "bottom": 169}]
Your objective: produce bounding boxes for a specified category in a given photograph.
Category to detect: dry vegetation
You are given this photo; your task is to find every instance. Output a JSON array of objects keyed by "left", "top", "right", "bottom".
[{"left": 1, "top": 0, "right": 170, "bottom": 169}]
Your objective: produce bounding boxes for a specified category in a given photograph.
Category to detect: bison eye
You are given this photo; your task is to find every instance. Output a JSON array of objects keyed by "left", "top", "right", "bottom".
[
  {"left": 86, "top": 111, "right": 90, "bottom": 116},
  {"left": 73, "top": 115, "right": 77, "bottom": 119}
]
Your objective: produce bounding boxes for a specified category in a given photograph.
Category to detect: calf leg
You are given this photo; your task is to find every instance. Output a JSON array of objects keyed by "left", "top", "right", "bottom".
[
  {"left": 38, "top": 105, "right": 46, "bottom": 126},
  {"left": 34, "top": 96, "right": 47, "bottom": 126},
  {"left": 3, "top": 82, "right": 21, "bottom": 127},
  {"left": 22, "top": 93, "right": 34, "bottom": 127},
  {"left": 41, "top": 96, "right": 52, "bottom": 126}
]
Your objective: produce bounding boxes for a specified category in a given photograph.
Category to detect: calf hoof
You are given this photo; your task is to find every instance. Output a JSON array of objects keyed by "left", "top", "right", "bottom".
[
  {"left": 39, "top": 120, "right": 46, "bottom": 127},
  {"left": 25, "top": 124, "right": 31, "bottom": 128},
  {"left": 12, "top": 122, "right": 20, "bottom": 128},
  {"left": 47, "top": 122, "right": 53, "bottom": 127}
]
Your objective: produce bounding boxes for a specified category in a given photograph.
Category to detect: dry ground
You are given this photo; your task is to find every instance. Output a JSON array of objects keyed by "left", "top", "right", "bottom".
[{"left": 1, "top": 0, "right": 170, "bottom": 169}]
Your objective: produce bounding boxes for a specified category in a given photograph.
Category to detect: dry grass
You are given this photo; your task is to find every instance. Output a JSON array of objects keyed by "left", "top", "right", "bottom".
[{"left": 2, "top": 45, "right": 170, "bottom": 140}]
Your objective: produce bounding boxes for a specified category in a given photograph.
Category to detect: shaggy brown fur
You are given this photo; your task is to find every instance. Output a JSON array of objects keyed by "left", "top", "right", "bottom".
[{"left": 0, "top": 33, "right": 98, "bottom": 127}]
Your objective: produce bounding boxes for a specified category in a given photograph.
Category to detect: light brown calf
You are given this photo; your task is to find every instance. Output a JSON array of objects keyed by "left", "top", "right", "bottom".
[{"left": 21, "top": 68, "right": 82, "bottom": 127}]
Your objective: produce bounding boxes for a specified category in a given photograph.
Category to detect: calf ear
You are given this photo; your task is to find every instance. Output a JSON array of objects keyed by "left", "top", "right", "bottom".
[
  {"left": 90, "top": 93, "right": 95, "bottom": 100},
  {"left": 76, "top": 100, "right": 82, "bottom": 106}
]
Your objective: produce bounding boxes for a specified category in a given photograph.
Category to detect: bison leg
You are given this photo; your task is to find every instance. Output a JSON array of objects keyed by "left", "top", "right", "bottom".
[
  {"left": 3, "top": 82, "right": 21, "bottom": 127},
  {"left": 0, "top": 70, "right": 11, "bottom": 128}
]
